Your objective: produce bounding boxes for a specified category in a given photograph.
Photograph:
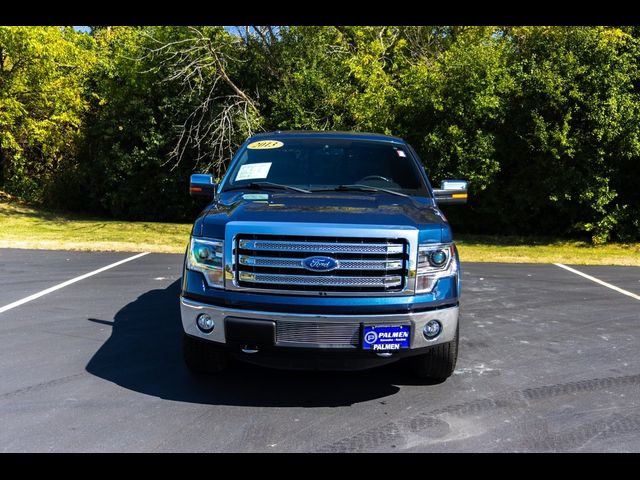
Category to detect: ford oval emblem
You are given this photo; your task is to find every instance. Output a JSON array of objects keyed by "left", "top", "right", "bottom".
[{"left": 302, "top": 256, "right": 339, "bottom": 272}]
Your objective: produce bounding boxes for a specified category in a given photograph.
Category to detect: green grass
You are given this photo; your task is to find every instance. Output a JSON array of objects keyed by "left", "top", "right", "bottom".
[
  {"left": 0, "top": 201, "right": 191, "bottom": 254},
  {"left": 1, "top": 200, "right": 639, "bottom": 265},
  {"left": 456, "top": 234, "right": 640, "bottom": 266}
]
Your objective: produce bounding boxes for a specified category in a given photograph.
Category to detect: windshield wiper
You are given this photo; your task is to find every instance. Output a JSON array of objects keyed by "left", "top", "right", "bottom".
[
  {"left": 223, "top": 182, "right": 311, "bottom": 194},
  {"left": 311, "top": 184, "right": 409, "bottom": 198}
]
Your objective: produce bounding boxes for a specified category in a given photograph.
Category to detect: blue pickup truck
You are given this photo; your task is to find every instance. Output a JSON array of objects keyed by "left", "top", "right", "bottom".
[{"left": 180, "top": 131, "right": 468, "bottom": 380}]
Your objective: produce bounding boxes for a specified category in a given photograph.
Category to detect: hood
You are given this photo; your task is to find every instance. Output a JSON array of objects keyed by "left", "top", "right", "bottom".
[{"left": 194, "top": 192, "right": 451, "bottom": 243}]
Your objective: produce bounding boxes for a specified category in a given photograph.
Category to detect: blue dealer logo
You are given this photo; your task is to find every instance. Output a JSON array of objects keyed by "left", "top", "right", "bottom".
[{"left": 302, "top": 256, "right": 339, "bottom": 272}]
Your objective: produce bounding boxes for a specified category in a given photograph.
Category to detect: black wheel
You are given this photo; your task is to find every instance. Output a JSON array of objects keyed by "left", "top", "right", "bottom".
[
  {"left": 182, "top": 334, "right": 228, "bottom": 374},
  {"left": 412, "top": 323, "right": 459, "bottom": 380}
]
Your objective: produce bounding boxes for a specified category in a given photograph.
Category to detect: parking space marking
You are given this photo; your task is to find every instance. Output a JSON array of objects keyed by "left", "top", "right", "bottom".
[
  {"left": 554, "top": 263, "right": 640, "bottom": 301},
  {"left": 0, "top": 252, "right": 150, "bottom": 314}
]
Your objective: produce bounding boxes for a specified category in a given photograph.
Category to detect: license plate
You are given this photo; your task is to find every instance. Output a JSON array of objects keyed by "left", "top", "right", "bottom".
[{"left": 362, "top": 325, "right": 411, "bottom": 351}]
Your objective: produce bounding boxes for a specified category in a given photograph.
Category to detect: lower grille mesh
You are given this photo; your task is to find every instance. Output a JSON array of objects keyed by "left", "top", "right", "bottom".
[{"left": 276, "top": 321, "right": 360, "bottom": 347}]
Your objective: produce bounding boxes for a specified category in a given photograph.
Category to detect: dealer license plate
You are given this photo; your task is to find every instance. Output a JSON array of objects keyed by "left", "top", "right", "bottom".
[{"left": 362, "top": 325, "right": 411, "bottom": 351}]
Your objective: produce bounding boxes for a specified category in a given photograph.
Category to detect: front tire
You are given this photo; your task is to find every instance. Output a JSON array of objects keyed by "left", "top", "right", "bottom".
[
  {"left": 411, "top": 324, "right": 459, "bottom": 380},
  {"left": 182, "top": 334, "right": 228, "bottom": 374}
]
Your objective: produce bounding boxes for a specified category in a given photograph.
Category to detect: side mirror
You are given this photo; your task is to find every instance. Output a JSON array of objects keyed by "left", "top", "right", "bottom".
[
  {"left": 433, "top": 179, "right": 468, "bottom": 205},
  {"left": 189, "top": 174, "right": 217, "bottom": 200}
]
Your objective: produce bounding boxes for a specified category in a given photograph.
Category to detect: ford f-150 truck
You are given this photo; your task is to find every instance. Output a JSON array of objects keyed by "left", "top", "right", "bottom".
[{"left": 180, "top": 131, "right": 468, "bottom": 380}]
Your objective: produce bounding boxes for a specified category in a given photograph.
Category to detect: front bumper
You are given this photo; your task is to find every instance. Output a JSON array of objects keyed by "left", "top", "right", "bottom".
[{"left": 180, "top": 296, "right": 458, "bottom": 351}]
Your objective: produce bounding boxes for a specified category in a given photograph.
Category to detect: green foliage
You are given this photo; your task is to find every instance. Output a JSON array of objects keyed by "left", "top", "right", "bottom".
[
  {"left": 60, "top": 27, "right": 235, "bottom": 220},
  {"left": 484, "top": 27, "right": 640, "bottom": 243},
  {"left": 397, "top": 27, "right": 512, "bottom": 192},
  {"left": 0, "top": 26, "right": 95, "bottom": 202},
  {"left": 1, "top": 25, "right": 639, "bottom": 242},
  {"left": 67, "top": 26, "right": 196, "bottom": 220},
  {"left": 267, "top": 27, "right": 353, "bottom": 130}
]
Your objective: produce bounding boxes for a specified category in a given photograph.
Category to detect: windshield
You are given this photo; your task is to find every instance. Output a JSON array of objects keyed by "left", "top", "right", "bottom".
[{"left": 221, "top": 138, "right": 429, "bottom": 196}]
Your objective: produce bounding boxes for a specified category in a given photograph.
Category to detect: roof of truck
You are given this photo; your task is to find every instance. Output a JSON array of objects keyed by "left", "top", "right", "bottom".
[{"left": 249, "top": 130, "right": 406, "bottom": 144}]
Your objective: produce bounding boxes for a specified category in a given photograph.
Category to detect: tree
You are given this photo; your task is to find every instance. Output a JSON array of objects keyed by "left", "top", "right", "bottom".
[
  {"left": 143, "top": 26, "right": 263, "bottom": 179},
  {"left": 491, "top": 27, "right": 640, "bottom": 242},
  {"left": 1, "top": 25, "right": 639, "bottom": 241},
  {"left": 396, "top": 26, "right": 512, "bottom": 193},
  {"left": 0, "top": 26, "right": 95, "bottom": 202}
]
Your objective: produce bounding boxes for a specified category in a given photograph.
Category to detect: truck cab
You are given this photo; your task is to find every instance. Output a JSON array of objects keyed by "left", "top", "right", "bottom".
[{"left": 180, "top": 131, "right": 467, "bottom": 380}]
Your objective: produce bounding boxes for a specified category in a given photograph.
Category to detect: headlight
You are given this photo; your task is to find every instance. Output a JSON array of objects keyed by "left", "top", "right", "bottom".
[
  {"left": 187, "top": 237, "right": 224, "bottom": 288},
  {"left": 416, "top": 243, "right": 457, "bottom": 293}
]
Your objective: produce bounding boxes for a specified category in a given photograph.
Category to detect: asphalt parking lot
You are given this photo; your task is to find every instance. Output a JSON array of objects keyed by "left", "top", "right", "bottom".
[{"left": 0, "top": 248, "right": 638, "bottom": 452}]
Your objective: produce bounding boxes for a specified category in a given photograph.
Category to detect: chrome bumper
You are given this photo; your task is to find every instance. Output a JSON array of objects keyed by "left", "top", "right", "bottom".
[{"left": 180, "top": 297, "right": 458, "bottom": 349}]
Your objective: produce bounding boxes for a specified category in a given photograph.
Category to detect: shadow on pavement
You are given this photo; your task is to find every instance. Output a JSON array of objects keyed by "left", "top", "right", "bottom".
[{"left": 86, "top": 281, "right": 438, "bottom": 407}]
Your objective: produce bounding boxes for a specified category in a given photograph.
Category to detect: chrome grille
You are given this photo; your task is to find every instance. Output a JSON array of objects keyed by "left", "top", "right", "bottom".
[
  {"left": 238, "top": 239, "right": 403, "bottom": 254},
  {"left": 276, "top": 321, "right": 360, "bottom": 347},
  {"left": 235, "top": 234, "right": 408, "bottom": 293}
]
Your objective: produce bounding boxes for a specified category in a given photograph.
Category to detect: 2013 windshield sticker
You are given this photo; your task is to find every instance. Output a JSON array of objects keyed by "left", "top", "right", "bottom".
[
  {"left": 396, "top": 149, "right": 406, "bottom": 157},
  {"left": 247, "top": 140, "right": 284, "bottom": 150},
  {"left": 236, "top": 162, "right": 272, "bottom": 181}
]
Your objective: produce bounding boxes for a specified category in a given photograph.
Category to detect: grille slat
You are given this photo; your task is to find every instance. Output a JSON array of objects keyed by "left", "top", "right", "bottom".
[
  {"left": 239, "top": 272, "right": 403, "bottom": 288},
  {"left": 239, "top": 239, "right": 403, "bottom": 255},
  {"left": 235, "top": 234, "right": 408, "bottom": 293},
  {"left": 239, "top": 255, "right": 403, "bottom": 271},
  {"left": 276, "top": 321, "right": 360, "bottom": 347}
]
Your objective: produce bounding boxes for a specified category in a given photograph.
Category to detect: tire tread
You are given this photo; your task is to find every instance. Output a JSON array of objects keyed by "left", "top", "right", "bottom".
[{"left": 412, "top": 324, "right": 459, "bottom": 380}]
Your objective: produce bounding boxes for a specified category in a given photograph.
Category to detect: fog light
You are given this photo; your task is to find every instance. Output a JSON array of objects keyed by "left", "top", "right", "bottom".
[
  {"left": 196, "top": 313, "right": 215, "bottom": 333},
  {"left": 423, "top": 320, "right": 442, "bottom": 339}
]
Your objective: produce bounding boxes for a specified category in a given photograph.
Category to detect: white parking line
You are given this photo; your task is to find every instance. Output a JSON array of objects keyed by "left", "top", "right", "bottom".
[
  {"left": 0, "top": 252, "right": 150, "bottom": 314},
  {"left": 554, "top": 263, "right": 640, "bottom": 301}
]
